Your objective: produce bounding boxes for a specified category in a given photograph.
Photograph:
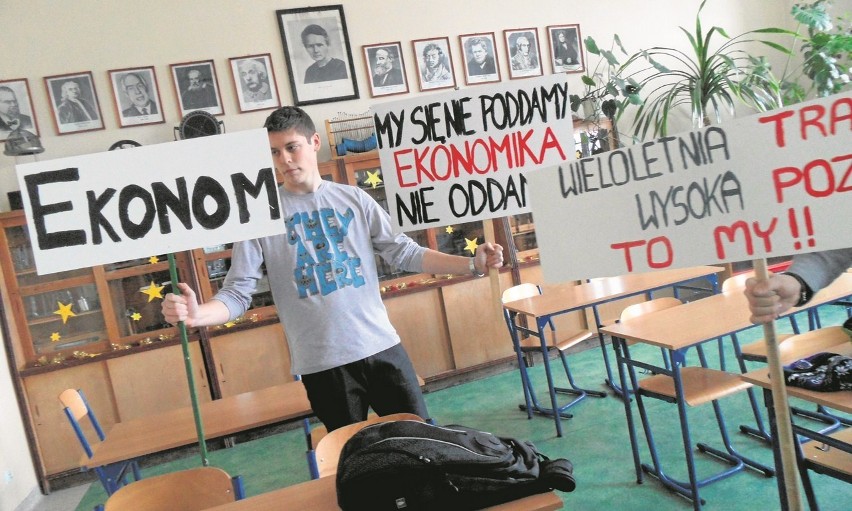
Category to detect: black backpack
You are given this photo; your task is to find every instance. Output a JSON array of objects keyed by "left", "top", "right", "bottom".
[{"left": 335, "top": 420, "right": 575, "bottom": 510}]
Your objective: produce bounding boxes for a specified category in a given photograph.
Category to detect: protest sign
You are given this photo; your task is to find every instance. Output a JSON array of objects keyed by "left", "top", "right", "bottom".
[
  {"left": 16, "top": 129, "right": 281, "bottom": 275},
  {"left": 372, "top": 74, "right": 575, "bottom": 232},
  {"left": 527, "top": 93, "right": 852, "bottom": 282}
]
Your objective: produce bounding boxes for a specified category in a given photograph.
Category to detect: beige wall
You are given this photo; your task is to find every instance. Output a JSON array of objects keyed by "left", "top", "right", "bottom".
[{"left": 1, "top": 1, "right": 845, "bottom": 507}]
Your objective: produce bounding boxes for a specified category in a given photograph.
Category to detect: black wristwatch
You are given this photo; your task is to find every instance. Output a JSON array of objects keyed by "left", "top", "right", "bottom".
[{"left": 781, "top": 272, "right": 813, "bottom": 306}]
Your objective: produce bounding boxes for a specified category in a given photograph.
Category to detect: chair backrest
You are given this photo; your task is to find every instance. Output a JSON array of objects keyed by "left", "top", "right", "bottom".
[
  {"left": 501, "top": 283, "right": 540, "bottom": 304},
  {"left": 778, "top": 326, "right": 851, "bottom": 364},
  {"left": 314, "top": 413, "right": 424, "bottom": 478},
  {"left": 103, "top": 467, "right": 239, "bottom": 511},
  {"left": 619, "top": 297, "right": 683, "bottom": 323},
  {"left": 721, "top": 272, "right": 752, "bottom": 293},
  {"left": 59, "top": 388, "right": 106, "bottom": 458}
]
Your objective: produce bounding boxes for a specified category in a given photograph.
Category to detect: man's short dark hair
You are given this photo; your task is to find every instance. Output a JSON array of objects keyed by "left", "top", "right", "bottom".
[
  {"left": 264, "top": 106, "right": 316, "bottom": 139},
  {"left": 301, "top": 24, "right": 330, "bottom": 46},
  {"left": 422, "top": 43, "right": 443, "bottom": 59},
  {"left": 467, "top": 37, "right": 489, "bottom": 52}
]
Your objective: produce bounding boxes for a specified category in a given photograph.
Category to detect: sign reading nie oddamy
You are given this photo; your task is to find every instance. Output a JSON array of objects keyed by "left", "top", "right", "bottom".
[
  {"left": 16, "top": 129, "right": 282, "bottom": 275},
  {"left": 527, "top": 93, "right": 852, "bottom": 282},
  {"left": 372, "top": 74, "right": 575, "bottom": 232}
]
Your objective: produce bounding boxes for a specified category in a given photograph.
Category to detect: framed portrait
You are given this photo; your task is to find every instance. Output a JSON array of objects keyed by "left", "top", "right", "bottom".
[
  {"left": 229, "top": 54, "right": 281, "bottom": 113},
  {"left": 276, "top": 5, "right": 359, "bottom": 106},
  {"left": 169, "top": 60, "right": 224, "bottom": 117},
  {"left": 0, "top": 78, "right": 39, "bottom": 141},
  {"left": 363, "top": 42, "right": 409, "bottom": 98},
  {"left": 548, "top": 24, "right": 585, "bottom": 73},
  {"left": 459, "top": 32, "right": 501, "bottom": 85},
  {"left": 44, "top": 71, "right": 104, "bottom": 135},
  {"left": 503, "top": 28, "right": 543, "bottom": 79},
  {"left": 412, "top": 37, "right": 456, "bottom": 92},
  {"left": 108, "top": 66, "right": 165, "bottom": 128}
]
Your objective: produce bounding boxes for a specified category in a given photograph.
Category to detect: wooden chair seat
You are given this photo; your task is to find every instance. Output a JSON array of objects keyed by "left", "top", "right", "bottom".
[
  {"left": 801, "top": 427, "right": 852, "bottom": 478},
  {"left": 103, "top": 467, "right": 240, "bottom": 510},
  {"left": 739, "top": 334, "right": 795, "bottom": 362},
  {"left": 743, "top": 326, "right": 850, "bottom": 363},
  {"left": 638, "top": 367, "right": 752, "bottom": 407},
  {"left": 518, "top": 329, "right": 593, "bottom": 352}
]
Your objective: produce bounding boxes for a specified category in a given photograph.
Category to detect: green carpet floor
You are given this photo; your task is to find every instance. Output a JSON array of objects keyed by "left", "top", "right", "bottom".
[{"left": 76, "top": 303, "right": 851, "bottom": 510}]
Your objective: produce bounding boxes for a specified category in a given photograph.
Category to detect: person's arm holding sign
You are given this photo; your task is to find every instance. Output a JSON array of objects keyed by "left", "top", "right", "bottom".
[{"left": 745, "top": 247, "right": 852, "bottom": 324}]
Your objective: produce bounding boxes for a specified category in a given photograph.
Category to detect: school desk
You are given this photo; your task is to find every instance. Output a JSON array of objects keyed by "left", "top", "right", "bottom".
[
  {"left": 600, "top": 272, "right": 852, "bottom": 510},
  {"left": 742, "top": 343, "right": 852, "bottom": 511},
  {"left": 502, "top": 265, "right": 722, "bottom": 437},
  {"left": 205, "top": 474, "right": 564, "bottom": 511},
  {"left": 84, "top": 380, "right": 312, "bottom": 469}
]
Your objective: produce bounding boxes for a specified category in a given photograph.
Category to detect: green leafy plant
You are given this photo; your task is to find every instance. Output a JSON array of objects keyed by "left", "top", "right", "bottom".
[{"left": 613, "top": 0, "right": 793, "bottom": 140}]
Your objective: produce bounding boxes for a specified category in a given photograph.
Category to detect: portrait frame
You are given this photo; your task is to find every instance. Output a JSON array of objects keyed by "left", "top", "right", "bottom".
[
  {"left": 229, "top": 54, "right": 282, "bottom": 113},
  {"left": 547, "top": 24, "right": 585, "bottom": 73},
  {"left": 276, "top": 5, "right": 359, "bottom": 106},
  {"left": 503, "top": 28, "right": 544, "bottom": 80},
  {"left": 459, "top": 32, "right": 501, "bottom": 85},
  {"left": 108, "top": 66, "right": 165, "bottom": 128},
  {"left": 363, "top": 42, "right": 409, "bottom": 98},
  {"left": 412, "top": 36, "right": 456, "bottom": 92},
  {"left": 44, "top": 71, "right": 105, "bottom": 135},
  {"left": 0, "top": 78, "right": 39, "bottom": 142},
  {"left": 169, "top": 60, "right": 224, "bottom": 118}
]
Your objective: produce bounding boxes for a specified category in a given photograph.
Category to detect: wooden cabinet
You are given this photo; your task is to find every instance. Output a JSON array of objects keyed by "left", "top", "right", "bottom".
[{"left": 208, "top": 323, "right": 293, "bottom": 397}]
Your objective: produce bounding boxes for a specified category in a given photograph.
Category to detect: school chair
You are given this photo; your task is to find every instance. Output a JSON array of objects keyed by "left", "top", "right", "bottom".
[
  {"left": 94, "top": 466, "right": 245, "bottom": 511},
  {"left": 59, "top": 388, "right": 142, "bottom": 496},
  {"left": 502, "top": 283, "right": 606, "bottom": 421}
]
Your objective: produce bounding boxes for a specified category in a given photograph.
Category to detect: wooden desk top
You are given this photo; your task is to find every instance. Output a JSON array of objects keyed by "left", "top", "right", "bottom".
[
  {"left": 85, "top": 381, "right": 312, "bottom": 468},
  {"left": 502, "top": 266, "right": 721, "bottom": 318},
  {"left": 600, "top": 272, "right": 852, "bottom": 352},
  {"left": 741, "top": 343, "right": 852, "bottom": 414},
  {"left": 206, "top": 475, "right": 563, "bottom": 511}
]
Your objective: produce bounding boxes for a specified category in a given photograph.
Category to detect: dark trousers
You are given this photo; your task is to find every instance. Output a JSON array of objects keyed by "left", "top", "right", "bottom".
[{"left": 301, "top": 343, "right": 429, "bottom": 431}]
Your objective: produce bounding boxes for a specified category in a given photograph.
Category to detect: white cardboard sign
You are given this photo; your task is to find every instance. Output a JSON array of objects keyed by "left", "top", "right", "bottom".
[
  {"left": 16, "top": 129, "right": 282, "bottom": 275},
  {"left": 527, "top": 93, "right": 852, "bottom": 282},
  {"left": 372, "top": 74, "right": 575, "bottom": 232}
]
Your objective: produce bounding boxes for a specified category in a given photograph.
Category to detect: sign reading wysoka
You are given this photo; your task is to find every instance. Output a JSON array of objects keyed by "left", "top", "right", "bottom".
[
  {"left": 527, "top": 93, "right": 852, "bottom": 282},
  {"left": 16, "top": 129, "right": 282, "bottom": 275},
  {"left": 372, "top": 74, "right": 575, "bottom": 232}
]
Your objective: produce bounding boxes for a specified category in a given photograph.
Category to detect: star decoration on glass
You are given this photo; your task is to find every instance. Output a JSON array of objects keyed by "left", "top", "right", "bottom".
[
  {"left": 50, "top": 332, "right": 61, "bottom": 342},
  {"left": 148, "top": 256, "right": 159, "bottom": 264},
  {"left": 445, "top": 226, "right": 454, "bottom": 234},
  {"left": 130, "top": 312, "right": 142, "bottom": 321},
  {"left": 464, "top": 237, "right": 479, "bottom": 255},
  {"left": 141, "top": 281, "right": 165, "bottom": 302},
  {"left": 224, "top": 321, "right": 236, "bottom": 328},
  {"left": 365, "top": 170, "right": 383, "bottom": 188},
  {"left": 54, "top": 302, "right": 76, "bottom": 324}
]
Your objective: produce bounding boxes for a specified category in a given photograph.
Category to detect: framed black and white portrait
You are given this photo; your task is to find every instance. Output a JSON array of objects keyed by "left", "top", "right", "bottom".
[
  {"left": 548, "top": 24, "right": 585, "bottom": 73},
  {"left": 109, "top": 66, "right": 165, "bottom": 128},
  {"left": 276, "top": 5, "right": 359, "bottom": 106},
  {"left": 0, "top": 78, "right": 39, "bottom": 141},
  {"left": 44, "top": 71, "right": 104, "bottom": 135},
  {"left": 170, "top": 60, "right": 224, "bottom": 117},
  {"left": 503, "top": 28, "right": 543, "bottom": 79},
  {"left": 412, "top": 37, "right": 456, "bottom": 92},
  {"left": 229, "top": 54, "right": 281, "bottom": 113},
  {"left": 459, "top": 32, "right": 501, "bottom": 85},
  {"left": 363, "top": 42, "right": 409, "bottom": 98}
]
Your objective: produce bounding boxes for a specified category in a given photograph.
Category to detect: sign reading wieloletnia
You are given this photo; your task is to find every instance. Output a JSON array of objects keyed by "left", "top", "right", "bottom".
[
  {"left": 527, "top": 93, "right": 852, "bottom": 282},
  {"left": 16, "top": 129, "right": 283, "bottom": 275}
]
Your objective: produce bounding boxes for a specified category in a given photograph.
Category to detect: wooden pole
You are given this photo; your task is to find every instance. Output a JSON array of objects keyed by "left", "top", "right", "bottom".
[
  {"left": 168, "top": 253, "right": 209, "bottom": 466},
  {"left": 753, "top": 258, "right": 802, "bottom": 510},
  {"left": 483, "top": 220, "right": 502, "bottom": 306}
]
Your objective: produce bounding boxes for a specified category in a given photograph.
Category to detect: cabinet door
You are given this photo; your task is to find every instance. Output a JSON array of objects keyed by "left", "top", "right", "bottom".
[
  {"left": 23, "top": 363, "right": 115, "bottom": 475},
  {"left": 385, "top": 288, "right": 453, "bottom": 378},
  {"left": 107, "top": 343, "right": 210, "bottom": 422},
  {"left": 208, "top": 323, "right": 293, "bottom": 397},
  {"left": 443, "top": 272, "right": 516, "bottom": 369}
]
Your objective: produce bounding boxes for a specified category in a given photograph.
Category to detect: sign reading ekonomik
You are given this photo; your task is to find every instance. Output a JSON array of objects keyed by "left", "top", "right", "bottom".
[
  {"left": 16, "top": 129, "right": 282, "bottom": 275},
  {"left": 527, "top": 93, "right": 852, "bottom": 282},
  {"left": 372, "top": 74, "right": 575, "bottom": 232}
]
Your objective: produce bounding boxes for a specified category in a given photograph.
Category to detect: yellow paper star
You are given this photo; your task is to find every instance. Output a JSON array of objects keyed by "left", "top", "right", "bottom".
[
  {"left": 54, "top": 302, "right": 76, "bottom": 324},
  {"left": 141, "top": 281, "right": 165, "bottom": 302},
  {"left": 131, "top": 312, "right": 142, "bottom": 321},
  {"left": 365, "top": 170, "right": 383, "bottom": 188},
  {"left": 148, "top": 256, "right": 159, "bottom": 264},
  {"left": 50, "top": 332, "right": 61, "bottom": 342},
  {"left": 445, "top": 226, "right": 454, "bottom": 234},
  {"left": 464, "top": 237, "right": 479, "bottom": 255},
  {"left": 224, "top": 321, "right": 236, "bottom": 328}
]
